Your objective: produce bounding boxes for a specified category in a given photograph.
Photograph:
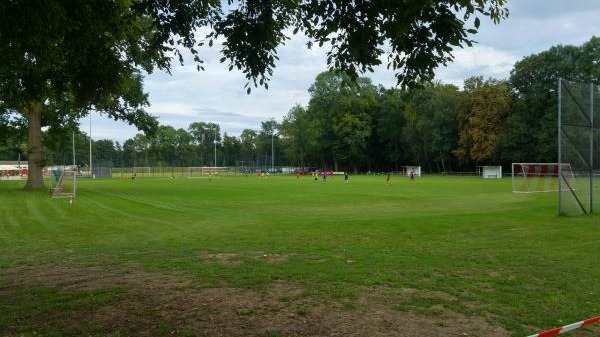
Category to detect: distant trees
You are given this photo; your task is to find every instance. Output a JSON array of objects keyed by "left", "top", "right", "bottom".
[
  {"left": 454, "top": 77, "right": 511, "bottom": 166},
  {"left": 5, "top": 36, "right": 600, "bottom": 174},
  {"left": 0, "top": 1, "right": 161, "bottom": 188},
  {"left": 1, "top": 0, "right": 508, "bottom": 189},
  {"left": 303, "top": 71, "right": 378, "bottom": 171},
  {"left": 402, "top": 83, "right": 461, "bottom": 172},
  {"left": 497, "top": 36, "right": 600, "bottom": 164},
  {"left": 371, "top": 88, "right": 405, "bottom": 172},
  {"left": 187, "top": 122, "right": 221, "bottom": 166},
  {"left": 281, "top": 105, "right": 313, "bottom": 169}
]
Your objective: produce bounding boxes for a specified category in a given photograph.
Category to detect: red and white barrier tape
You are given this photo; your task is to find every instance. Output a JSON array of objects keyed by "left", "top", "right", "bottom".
[{"left": 526, "top": 316, "right": 600, "bottom": 337}]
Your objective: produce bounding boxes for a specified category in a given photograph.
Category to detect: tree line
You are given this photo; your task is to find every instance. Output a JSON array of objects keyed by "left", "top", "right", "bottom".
[
  {"left": 0, "top": 0, "right": 508, "bottom": 189},
  {"left": 2, "top": 37, "right": 599, "bottom": 174}
]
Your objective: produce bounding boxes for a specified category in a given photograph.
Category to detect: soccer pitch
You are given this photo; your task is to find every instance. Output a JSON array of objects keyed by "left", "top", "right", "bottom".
[{"left": 1, "top": 175, "right": 598, "bottom": 336}]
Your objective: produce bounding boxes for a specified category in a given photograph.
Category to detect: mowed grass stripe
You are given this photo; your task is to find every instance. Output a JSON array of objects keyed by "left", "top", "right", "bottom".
[{"left": 0, "top": 175, "right": 598, "bottom": 335}]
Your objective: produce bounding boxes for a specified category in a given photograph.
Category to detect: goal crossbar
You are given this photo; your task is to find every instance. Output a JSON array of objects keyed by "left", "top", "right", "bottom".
[{"left": 511, "top": 163, "right": 574, "bottom": 193}]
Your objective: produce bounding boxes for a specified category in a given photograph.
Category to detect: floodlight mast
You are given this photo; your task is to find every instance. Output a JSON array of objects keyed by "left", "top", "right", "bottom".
[
  {"left": 72, "top": 131, "right": 75, "bottom": 166},
  {"left": 89, "top": 114, "right": 92, "bottom": 178},
  {"left": 253, "top": 143, "right": 257, "bottom": 170},
  {"left": 214, "top": 130, "right": 217, "bottom": 167}
]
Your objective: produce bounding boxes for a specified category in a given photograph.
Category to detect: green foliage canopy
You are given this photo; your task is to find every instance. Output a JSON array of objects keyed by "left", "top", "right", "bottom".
[{"left": 1, "top": 0, "right": 509, "bottom": 187}]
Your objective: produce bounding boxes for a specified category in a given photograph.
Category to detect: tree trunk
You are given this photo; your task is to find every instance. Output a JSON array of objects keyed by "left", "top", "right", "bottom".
[{"left": 23, "top": 101, "right": 45, "bottom": 190}]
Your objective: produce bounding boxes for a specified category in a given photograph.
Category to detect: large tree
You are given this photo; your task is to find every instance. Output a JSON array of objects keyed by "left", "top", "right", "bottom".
[
  {"left": 454, "top": 76, "right": 511, "bottom": 166},
  {"left": 151, "top": 125, "right": 179, "bottom": 166},
  {"left": 174, "top": 128, "right": 195, "bottom": 167},
  {"left": 257, "top": 118, "right": 280, "bottom": 169},
  {"left": 1, "top": 0, "right": 508, "bottom": 189},
  {"left": 400, "top": 83, "right": 461, "bottom": 172},
  {"left": 305, "top": 70, "right": 377, "bottom": 170},
  {"left": 281, "top": 105, "right": 316, "bottom": 169},
  {"left": 216, "top": 0, "right": 508, "bottom": 89},
  {"left": 498, "top": 37, "right": 600, "bottom": 164},
  {"left": 221, "top": 133, "right": 242, "bottom": 167},
  {"left": 0, "top": 1, "right": 176, "bottom": 188},
  {"left": 371, "top": 87, "right": 406, "bottom": 172},
  {"left": 239, "top": 128, "right": 259, "bottom": 167}
]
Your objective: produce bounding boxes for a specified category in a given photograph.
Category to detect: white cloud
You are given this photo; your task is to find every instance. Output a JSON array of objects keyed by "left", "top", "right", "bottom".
[
  {"left": 147, "top": 102, "right": 200, "bottom": 117},
  {"left": 436, "top": 46, "right": 520, "bottom": 87}
]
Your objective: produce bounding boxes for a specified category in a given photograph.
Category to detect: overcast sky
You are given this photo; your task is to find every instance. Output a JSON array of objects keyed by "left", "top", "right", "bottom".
[{"left": 88, "top": 0, "right": 600, "bottom": 144}]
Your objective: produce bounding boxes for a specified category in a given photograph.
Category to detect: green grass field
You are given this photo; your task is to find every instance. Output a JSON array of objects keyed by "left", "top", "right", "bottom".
[{"left": 1, "top": 174, "right": 598, "bottom": 336}]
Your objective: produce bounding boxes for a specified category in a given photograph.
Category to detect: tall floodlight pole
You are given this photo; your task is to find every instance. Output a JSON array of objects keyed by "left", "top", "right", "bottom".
[
  {"left": 89, "top": 113, "right": 93, "bottom": 178},
  {"left": 213, "top": 130, "right": 217, "bottom": 167},
  {"left": 200, "top": 133, "right": 204, "bottom": 166},
  {"left": 589, "top": 82, "right": 594, "bottom": 213},
  {"left": 72, "top": 131, "right": 76, "bottom": 166},
  {"left": 558, "top": 78, "right": 563, "bottom": 214},
  {"left": 253, "top": 143, "right": 257, "bottom": 170}
]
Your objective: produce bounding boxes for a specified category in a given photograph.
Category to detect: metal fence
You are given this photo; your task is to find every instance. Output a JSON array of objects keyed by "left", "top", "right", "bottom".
[
  {"left": 111, "top": 166, "right": 236, "bottom": 178},
  {"left": 558, "top": 79, "right": 599, "bottom": 215}
]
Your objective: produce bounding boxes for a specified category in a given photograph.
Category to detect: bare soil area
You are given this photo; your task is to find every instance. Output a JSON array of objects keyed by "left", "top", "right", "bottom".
[{"left": 2, "top": 264, "right": 514, "bottom": 336}]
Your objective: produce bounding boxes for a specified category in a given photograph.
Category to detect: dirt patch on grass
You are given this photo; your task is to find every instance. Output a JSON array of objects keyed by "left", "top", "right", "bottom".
[
  {"left": 198, "top": 251, "right": 296, "bottom": 265},
  {"left": 1, "top": 264, "right": 515, "bottom": 336}
]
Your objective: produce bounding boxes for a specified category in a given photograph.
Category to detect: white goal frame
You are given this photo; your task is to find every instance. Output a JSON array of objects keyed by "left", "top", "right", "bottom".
[
  {"left": 511, "top": 163, "right": 574, "bottom": 193},
  {"left": 400, "top": 166, "right": 421, "bottom": 177},
  {"left": 188, "top": 166, "right": 211, "bottom": 178},
  {"left": 481, "top": 166, "right": 502, "bottom": 179},
  {"left": 49, "top": 168, "right": 77, "bottom": 198},
  {"left": 187, "top": 166, "right": 232, "bottom": 178}
]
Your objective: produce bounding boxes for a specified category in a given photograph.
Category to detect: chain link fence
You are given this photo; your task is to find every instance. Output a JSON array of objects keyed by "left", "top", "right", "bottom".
[{"left": 558, "top": 79, "right": 600, "bottom": 215}]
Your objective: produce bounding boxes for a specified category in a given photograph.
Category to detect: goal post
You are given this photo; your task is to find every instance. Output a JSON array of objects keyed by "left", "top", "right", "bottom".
[
  {"left": 187, "top": 166, "right": 232, "bottom": 178},
  {"left": 188, "top": 166, "right": 210, "bottom": 178},
  {"left": 481, "top": 166, "right": 502, "bottom": 179},
  {"left": 400, "top": 166, "right": 421, "bottom": 177},
  {"left": 48, "top": 166, "right": 77, "bottom": 198},
  {"left": 132, "top": 166, "right": 152, "bottom": 177},
  {"left": 511, "top": 163, "right": 574, "bottom": 193}
]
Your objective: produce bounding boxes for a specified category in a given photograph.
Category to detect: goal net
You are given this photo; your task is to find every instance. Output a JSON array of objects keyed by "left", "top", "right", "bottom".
[
  {"left": 400, "top": 166, "right": 421, "bottom": 177},
  {"left": 49, "top": 167, "right": 77, "bottom": 198},
  {"left": 188, "top": 167, "right": 211, "bottom": 178},
  {"left": 512, "top": 163, "right": 574, "bottom": 193},
  {"left": 481, "top": 166, "right": 502, "bottom": 179},
  {"left": 187, "top": 166, "right": 232, "bottom": 178},
  {"left": 558, "top": 79, "right": 599, "bottom": 215},
  {"left": 132, "top": 166, "right": 152, "bottom": 177}
]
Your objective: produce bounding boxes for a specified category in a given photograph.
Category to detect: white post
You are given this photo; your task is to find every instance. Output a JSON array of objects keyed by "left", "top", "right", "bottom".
[
  {"left": 213, "top": 131, "right": 217, "bottom": 167},
  {"left": 271, "top": 132, "right": 274, "bottom": 171},
  {"left": 89, "top": 114, "right": 93, "bottom": 178},
  {"left": 73, "top": 169, "right": 77, "bottom": 197},
  {"left": 589, "top": 83, "right": 594, "bottom": 213},
  {"left": 557, "top": 79, "right": 562, "bottom": 214},
  {"left": 72, "top": 131, "right": 76, "bottom": 166},
  {"left": 253, "top": 143, "right": 257, "bottom": 171}
]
